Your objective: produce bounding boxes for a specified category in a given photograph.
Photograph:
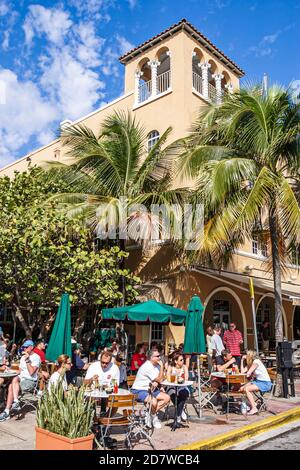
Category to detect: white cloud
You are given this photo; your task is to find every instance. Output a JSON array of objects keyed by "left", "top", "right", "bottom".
[
  {"left": 70, "top": 0, "right": 114, "bottom": 19},
  {"left": 0, "top": 3, "right": 135, "bottom": 162},
  {"left": 247, "top": 25, "right": 294, "bottom": 58},
  {"left": 2, "top": 30, "right": 9, "bottom": 50},
  {"left": 40, "top": 48, "right": 105, "bottom": 119},
  {"left": 0, "top": 67, "right": 57, "bottom": 165},
  {"left": 23, "top": 5, "right": 72, "bottom": 46},
  {"left": 0, "top": 0, "right": 9, "bottom": 16},
  {"left": 128, "top": 0, "right": 138, "bottom": 8},
  {"left": 116, "top": 34, "right": 134, "bottom": 55}
]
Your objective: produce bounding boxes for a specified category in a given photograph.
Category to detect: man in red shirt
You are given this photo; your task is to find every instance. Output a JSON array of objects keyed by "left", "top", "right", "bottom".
[
  {"left": 32, "top": 339, "right": 46, "bottom": 362},
  {"left": 223, "top": 323, "right": 243, "bottom": 368}
]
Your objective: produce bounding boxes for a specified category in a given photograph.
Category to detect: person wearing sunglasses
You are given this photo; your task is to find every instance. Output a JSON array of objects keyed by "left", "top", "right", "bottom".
[
  {"left": 223, "top": 323, "right": 243, "bottom": 368},
  {"left": 48, "top": 354, "right": 72, "bottom": 392},
  {"left": 84, "top": 350, "right": 120, "bottom": 387},
  {"left": 131, "top": 348, "right": 170, "bottom": 429}
]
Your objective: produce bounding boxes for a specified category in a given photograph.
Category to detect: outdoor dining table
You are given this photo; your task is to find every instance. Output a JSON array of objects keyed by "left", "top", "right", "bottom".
[
  {"left": 0, "top": 371, "right": 19, "bottom": 379},
  {"left": 84, "top": 388, "right": 131, "bottom": 399},
  {"left": 162, "top": 380, "right": 194, "bottom": 431}
]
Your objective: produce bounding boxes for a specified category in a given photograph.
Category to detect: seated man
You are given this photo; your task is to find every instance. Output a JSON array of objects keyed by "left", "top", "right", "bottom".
[
  {"left": 216, "top": 349, "right": 238, "bottom": 373},
  {"left": 84, "top": 350, "right": 120, "bottom": 387},
  {"left": 211, "top": 350, "right": 239, "bottom": 393},
  {"left": 131, "top": 348, "right": 170, "bottom": 429},
  {"left": 0, "top": 340, "right": 41, "bottom": 422}
]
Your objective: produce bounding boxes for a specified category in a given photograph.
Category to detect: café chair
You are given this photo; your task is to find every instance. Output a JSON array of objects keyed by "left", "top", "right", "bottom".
[
  {"left": 94, "top": 393, "right": 154, "bottom": 450},
  {"left": 225, "top": 374, "right": 248, "bottom": 420},
  {"left": 253, "top": 368, "right": 277, "bottom": 414}
]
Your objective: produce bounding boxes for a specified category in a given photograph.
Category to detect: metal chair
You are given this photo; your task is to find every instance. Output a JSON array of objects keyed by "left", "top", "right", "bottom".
[
  {"left": 225, "top": 374, "right": 248, "bottom": 420},
  {"left": 253, "top": 368, "right": 277, "bottom": 414},
  {"left": 95, "top": 393, "right": 155, "bottom": 450}
]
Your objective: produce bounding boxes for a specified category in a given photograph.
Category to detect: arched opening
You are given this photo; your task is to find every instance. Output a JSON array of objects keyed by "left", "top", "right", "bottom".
[
  {"left": 138, "top": 57, "right": 151, "bottom": 103},
  {"left": 256, "top": 295, "right": 288, "bottom": 351},
  {"left": 208, "top": 60, "right": 218, "bottom": 101},
  {"left": 221, "top": 70, "right": 231, "bottom": 96},
  {"left": 204, "top": 287, "right": 247, "bottom": 346},
  {"left": 192, "top": 48, "right": 204, "bottom": 94},
  {"left": 156, "top": 47, "right": 171, "bottom": 94},
  {"left": 293, "top": 306, "right": 300, "bottom": 340},
  {"left": 148, "top": 130, "right": 160, "bottom": 152}
]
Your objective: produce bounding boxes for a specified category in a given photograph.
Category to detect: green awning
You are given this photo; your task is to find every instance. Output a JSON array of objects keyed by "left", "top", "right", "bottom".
[{"left": 102, "top": 299, "right": 186, "bottom": 324}]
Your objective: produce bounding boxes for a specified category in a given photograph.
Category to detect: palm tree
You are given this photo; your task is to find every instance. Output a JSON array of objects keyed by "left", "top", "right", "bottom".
[
  {"left": 179, "top": 85, "right": 300, "bottom": 346},
  {"left": 47, "top": 112, "right": 188, "bottom": 300}
]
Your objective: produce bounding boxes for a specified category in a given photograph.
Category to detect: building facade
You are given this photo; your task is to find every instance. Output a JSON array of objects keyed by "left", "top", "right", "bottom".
[{"left": 1, "top": 19, "right": 300, "bottom": 350}]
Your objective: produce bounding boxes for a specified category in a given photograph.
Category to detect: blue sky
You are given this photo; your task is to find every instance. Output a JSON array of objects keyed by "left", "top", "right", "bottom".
[{"left": 0, "top": 0, "right": 299, "bottom": 166}]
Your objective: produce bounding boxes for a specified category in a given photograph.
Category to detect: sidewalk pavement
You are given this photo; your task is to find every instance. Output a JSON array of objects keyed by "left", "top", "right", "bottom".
[{"left": 1, "top": 381, "right": 300, "bottom": 451}]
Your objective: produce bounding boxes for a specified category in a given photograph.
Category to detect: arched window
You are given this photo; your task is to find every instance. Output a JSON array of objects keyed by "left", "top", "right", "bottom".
[{"left": 148, "top": 130, "right": 160, "bottom": 151}]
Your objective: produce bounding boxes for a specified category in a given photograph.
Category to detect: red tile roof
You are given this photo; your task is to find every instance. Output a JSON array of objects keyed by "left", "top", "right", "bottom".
[{"left": 119, "top": 18, "right": 244, "bottom": 77}]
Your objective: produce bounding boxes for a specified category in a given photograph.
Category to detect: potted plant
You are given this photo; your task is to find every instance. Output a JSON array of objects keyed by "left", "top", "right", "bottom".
[{"left": 36, "top": 385, "right": 95, "bottom": 450}]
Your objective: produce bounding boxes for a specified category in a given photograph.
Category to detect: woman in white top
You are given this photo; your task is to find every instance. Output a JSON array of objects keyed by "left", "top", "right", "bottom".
[
  {"left": 240, "top": 350, "right": 272, "bottom": 415},
  {"left": 166, "top": 351, "right": 189, "bottom": 423},
  {"left": 48, "top": 354, "right": 72, "bottom": 392}
]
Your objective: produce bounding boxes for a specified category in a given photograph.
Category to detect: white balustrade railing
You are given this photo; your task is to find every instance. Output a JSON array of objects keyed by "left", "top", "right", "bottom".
[
  {"left": 192, "top": 72, "right": 203, "bottom": 95},
  {"left": 138, "top": 80, "right": 152, "bottom": 103},
  {"left": 208, "top": 82, "right": 217, "bottom": 102},
  {"left": 157, "top": 70, "right": 171, "bottom": 95}
]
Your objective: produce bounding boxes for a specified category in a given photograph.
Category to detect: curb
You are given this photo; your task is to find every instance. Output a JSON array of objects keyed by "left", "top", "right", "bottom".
[{"left": 175, "top": 406, "right": 300, "bottom": 450}]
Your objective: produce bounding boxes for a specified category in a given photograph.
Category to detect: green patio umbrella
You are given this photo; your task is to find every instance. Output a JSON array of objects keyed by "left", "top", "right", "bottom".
[
  {"left": 183, "top": 295, "right": 207, "bottom": 420},
  {"left": 183, "top": 296, "right": 205, "bottom": 355},
  {"left": 46, "top": 293, "right": 72, "bottom": 362},
  {"left": 102, "top": 299, "right": 186, "bottom": 349},
  {"left": 102, "top": 299, "right": 186, "bottom": 323}
]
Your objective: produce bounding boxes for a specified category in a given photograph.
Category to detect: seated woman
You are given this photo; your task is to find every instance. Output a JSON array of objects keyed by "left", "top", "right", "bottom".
[
  {"left": 48, "top": 354, "right": 72, "bottom": 392},
  {"left": 166, "top": 351, "right": 189, "bottom": 423},
  {"left": 240, "top": 350, "right": 272, "bottom": 415},
  {"left": 130, "top": 343, "right": 147, "bottom": 375}
]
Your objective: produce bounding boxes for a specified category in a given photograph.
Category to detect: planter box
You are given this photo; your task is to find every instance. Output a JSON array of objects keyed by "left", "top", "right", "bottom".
[{"left": 36, "top": 427, "right": 94, "bottom": 450}]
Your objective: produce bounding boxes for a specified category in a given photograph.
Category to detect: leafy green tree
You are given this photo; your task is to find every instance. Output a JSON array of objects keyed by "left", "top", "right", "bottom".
[
  {"left": 0, "top": 169, "right": 139, "bottom": 338},
  {"left": 179, "top": 85, "right": 300, "bottom": 345}
]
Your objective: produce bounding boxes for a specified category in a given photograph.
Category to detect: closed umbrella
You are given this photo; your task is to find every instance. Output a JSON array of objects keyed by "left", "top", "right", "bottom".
[
  {"left": 46, "top": 293, "right": 72, "bottom": 362},
  {"left": 183, "top": 295, "right": 207, "bottom": 420}
]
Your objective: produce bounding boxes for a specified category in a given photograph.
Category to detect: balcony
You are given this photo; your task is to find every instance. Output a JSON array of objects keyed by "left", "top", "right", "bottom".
[
  {"left": 193, "top": 71, "right": 203, "bottom": 95},
  {"left": 137, "top": 70, "right": 171, "bottom": 105},
  {"left": 192, "top": 72, "right": 223, "bottom": 103},
  {"left": 157, "top": 70, "right": 171, "bottom": 95}
]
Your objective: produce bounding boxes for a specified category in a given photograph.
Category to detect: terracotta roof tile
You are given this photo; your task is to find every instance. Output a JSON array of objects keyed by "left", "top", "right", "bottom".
[{"left": 119, "top": 18, "right": 244, "bottom": 77}]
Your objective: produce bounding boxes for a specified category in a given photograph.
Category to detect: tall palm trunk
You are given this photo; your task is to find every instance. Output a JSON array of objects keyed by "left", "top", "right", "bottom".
[{"left": 268, "top": 206, "right": 284, "bottom": 344}]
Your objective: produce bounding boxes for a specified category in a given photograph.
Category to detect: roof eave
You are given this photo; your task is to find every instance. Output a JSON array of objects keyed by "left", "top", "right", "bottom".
[{"left": 119, "top": 20, "right": 244, "bottom": 78}]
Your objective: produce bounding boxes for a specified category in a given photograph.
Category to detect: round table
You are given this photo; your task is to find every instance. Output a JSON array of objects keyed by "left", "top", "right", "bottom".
[
  {"left": 84, "top": 388, "right": 131, "bottom": 399},
  {"left": 162, "top": 380, "right": 193, "bottom": 431},
  {"left": 0, "top": 371, "right": 18, "bottom": 379}
]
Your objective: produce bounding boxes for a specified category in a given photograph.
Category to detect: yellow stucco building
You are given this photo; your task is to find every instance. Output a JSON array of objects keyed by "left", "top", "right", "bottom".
[{"left": 1, "top": 19, "right": 300, "bottom": 351}]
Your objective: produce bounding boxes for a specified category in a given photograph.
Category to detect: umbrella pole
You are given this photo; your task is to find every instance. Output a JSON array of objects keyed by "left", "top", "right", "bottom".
[
  {"left": 197, "top": 355, "right": 202, "bottom": 419},
  {"left": 149, "top": 322, "right": 152, "bottom": 350}
]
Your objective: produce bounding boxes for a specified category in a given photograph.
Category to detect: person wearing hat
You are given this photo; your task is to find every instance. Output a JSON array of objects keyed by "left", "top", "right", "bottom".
[{"left": 0, "top": 339, "right": 41, "bottom": 422}]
